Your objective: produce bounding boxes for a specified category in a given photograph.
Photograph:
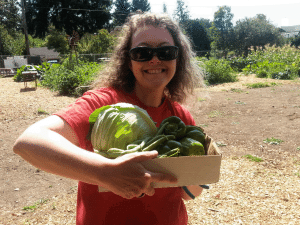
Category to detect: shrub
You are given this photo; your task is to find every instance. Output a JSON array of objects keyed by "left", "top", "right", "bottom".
[
  {"left": 202, "top": 58, "right": 238, "bottom": 85},
  {"left": 256, "top": 69, "right": 268, "bottom": 78},
  {"left": 41, "top": 55, "right": 102, "bottom": 96}
]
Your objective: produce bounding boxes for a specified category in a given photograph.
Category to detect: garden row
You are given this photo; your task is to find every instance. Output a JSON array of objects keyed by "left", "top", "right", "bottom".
[{"left": 13, "top": 44, "right": 300, "bottom": 96}]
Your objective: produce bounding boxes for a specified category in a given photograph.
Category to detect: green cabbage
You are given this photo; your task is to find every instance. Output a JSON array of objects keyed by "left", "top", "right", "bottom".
[{"left": 90, "top": 103, "right": 157, "bottom": 151}]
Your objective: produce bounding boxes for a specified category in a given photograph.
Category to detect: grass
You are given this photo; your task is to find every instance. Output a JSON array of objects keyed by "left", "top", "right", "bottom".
[
  {"left": 235, "top": 101, "right": 246, "bottom": 105},
  {"left": 23, "top": 199, "right": 49, "bottom": 211},
  {"left": 243, "top": 154, "right": 263, "bottom": 162},
  {"left": 37, "top": 108, "right": 49, "bottom": 115},
  {"left": 197, "top": 97, "right": 206, "bottom": 102},
  {"left": 245, "top": 82, "right": 278, "bottom": 88},
  {"left": 230, "top": 88, "right": 244, "bottom": 93},
  {"left": 208, "top": 110, "right": 223, "bottom": 118},
  {"left": 263, "top": 137, "right": 284, "bottom": 145}
]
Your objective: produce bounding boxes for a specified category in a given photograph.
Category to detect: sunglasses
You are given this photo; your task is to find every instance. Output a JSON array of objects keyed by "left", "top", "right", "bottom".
[{"left": 129, "top": 46, "right": 179, "bottom": 62}]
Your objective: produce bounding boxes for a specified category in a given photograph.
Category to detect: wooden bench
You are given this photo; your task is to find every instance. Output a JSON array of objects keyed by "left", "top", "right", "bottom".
[
  {"left": 0, "top": 68, "right": 15, "bottom": 77},
  {"left": 22, "top": 71, "right": 38, "bottom": 88}
]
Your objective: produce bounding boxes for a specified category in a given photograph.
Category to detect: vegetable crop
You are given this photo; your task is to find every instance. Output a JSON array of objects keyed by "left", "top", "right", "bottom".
[{"left": 88, "top": 103, "right": 206, "bottom": 159}]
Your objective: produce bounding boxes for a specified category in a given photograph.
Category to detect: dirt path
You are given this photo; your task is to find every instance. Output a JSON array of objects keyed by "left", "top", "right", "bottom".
[{"left": 1, "top": 75, "right": 300, "bottom": 224}]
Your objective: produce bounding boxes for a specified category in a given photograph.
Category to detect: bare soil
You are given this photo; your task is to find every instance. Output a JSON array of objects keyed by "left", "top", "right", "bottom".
[{"left": 1, "top": 75, "right": 300, "bottom": 224}]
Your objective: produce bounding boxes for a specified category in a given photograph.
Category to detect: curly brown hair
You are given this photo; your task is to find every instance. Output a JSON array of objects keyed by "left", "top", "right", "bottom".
[{"left": 91, "top": 12, "right": 204, "bottom": 103}]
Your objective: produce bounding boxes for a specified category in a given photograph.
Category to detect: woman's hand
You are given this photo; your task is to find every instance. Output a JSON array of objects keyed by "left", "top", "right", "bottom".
[{"left": 100, "top": 150, "right": 178, "bottom": 199}]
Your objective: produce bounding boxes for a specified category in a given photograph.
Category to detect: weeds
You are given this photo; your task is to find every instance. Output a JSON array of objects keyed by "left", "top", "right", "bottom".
[
  {"left": 243, "top": 154, "right": 263, "bottom": 162},
  {"left": 245, "top": 82, "right": 277, "bottom": 89},
  {"left": 37, "top": 108, "right": 49, "bottom": 115},
  {"left": 23, "top": 199, "right": 49, "bottom": 211},
  {"left": 263, "top": 137, "right": 284, "bottom": 145},
  {"left": 208, "top": 110, "right": 223, "bottom": 118}
]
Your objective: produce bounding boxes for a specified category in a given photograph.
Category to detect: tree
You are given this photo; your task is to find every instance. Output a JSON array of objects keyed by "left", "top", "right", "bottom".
[
  {"left": 173, "top": 0, "right": 189, "bottom": 25},
  {"left": 185, "top": 19, "right": 211, "bottom": 58},
  {"left": 113, "top": 0, "right": 131, "bottom": 27},
  {"left": 163, "top": 3, "right": 167, "bottom": 13},
  {"left": 234, "top": 14, "right": 284, "bottom": 56},
  {"left": 291, "top": 32, "right": 300, "bottom": 48},
  {"left": 78, "top": 29, "right": 116, "bottom": 54},
  {"left": 0, "top": 0, "right": 21, "bottom": 36},
  {"left": 211, "top": 5, "right": 235, "bottom": 58},
  {"left": 25, "top": 0, "right": 112, "bottom": 38},
  {"left": 131, "top": 0, "right": 151, "bottom": 13}
]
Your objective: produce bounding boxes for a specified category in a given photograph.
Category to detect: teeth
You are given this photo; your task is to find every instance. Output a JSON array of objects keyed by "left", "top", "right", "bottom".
[{"left": 146, "top": 69, "right": 164, "bottom": 74}]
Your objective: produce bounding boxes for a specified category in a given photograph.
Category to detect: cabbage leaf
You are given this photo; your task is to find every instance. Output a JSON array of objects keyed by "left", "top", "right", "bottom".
[{"left": 90, "top": 103, "right": 157, "bottom": 151}]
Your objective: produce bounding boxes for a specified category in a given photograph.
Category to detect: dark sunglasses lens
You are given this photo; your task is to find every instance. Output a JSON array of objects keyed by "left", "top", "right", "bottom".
[
  {"left": 157, "top": 46, "right": 178, "bottom": 61},
  {"left": 129, "top": 46, "right": 179, "bottom": 61},
  {"left": 130, "top": 48, "right": 152, "bottom": 61}
]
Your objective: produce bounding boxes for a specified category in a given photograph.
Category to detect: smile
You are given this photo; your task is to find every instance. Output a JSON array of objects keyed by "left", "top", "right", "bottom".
[{"left": 144, "top": 69, "right": 166, "bottom": 74}]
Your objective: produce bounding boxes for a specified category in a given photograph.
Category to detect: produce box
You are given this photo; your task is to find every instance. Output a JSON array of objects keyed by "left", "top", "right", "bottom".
[{"left": 98, "top": 134, "right": 221, "bottom": 192}]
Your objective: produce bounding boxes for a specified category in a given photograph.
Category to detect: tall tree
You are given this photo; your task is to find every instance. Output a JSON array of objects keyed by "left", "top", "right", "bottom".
[
  {"left": 131, "top": 0, "right": 151, "bottom": 13},
  {"left": 185, "top": 19, "right": 211, "bottom": 58},
  {"left": 173, "top": 0, "right": 189, "bottom": 25},
  {"left": 234, "top": 14, "right": 283, "bottom": 56},
  {"left": 25, "top": 0, "right": 112, "bottom": 38},
  {"left": 0, "top": 0, "right": 21, "bottom": 36},
  {"left": 113, "top": 0, "right": 131, "bottom": 26},
  {"left": 211, "top": 5, "right": 235, "bottom": 58},
  {"left": 163, "top": 3, "right": 167, "bottom": 13}
]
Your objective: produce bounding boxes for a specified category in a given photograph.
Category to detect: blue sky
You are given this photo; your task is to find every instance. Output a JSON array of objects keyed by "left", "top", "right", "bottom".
[{"left": 148, "top": 0, "right": 300, "bottom": 27}]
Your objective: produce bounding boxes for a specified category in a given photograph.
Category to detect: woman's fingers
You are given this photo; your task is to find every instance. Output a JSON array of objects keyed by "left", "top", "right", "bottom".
[{"left": 105, "top": 151, "right": 177, "bottom": 199}]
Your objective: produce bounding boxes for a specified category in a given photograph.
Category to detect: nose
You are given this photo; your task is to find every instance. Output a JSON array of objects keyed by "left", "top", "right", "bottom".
[{"left": 148, "top": 55, "right": 161, "bottom": 65}]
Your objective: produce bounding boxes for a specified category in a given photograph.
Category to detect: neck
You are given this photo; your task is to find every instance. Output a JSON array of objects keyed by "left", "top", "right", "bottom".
[{"left": 134, "top": 85, "right": 165, "bottom": 107}]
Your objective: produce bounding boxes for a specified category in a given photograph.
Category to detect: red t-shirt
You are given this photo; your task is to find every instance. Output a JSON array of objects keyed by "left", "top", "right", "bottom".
[{"left": 54, "top": 87, "right": 196, "bottom": 225}]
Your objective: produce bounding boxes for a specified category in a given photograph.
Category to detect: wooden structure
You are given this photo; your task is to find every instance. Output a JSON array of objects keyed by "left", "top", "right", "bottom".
[
  {"left": 22, "top": 71, "right": 38, "bottom": 88},
  {"left": 0, "top": 68, "right": 15, "bottom": 77}
]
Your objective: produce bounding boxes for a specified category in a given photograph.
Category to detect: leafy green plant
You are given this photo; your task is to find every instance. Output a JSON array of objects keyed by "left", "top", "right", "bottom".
[
  {"left": 263, "top": 137, "right": 284, "bottom": 145},
  {"left": 243, "top": 154, "right": 263, "bottom": 162},
  {"left": 41, "top": 55, "right": 101, "bottom": 96},
  {"left": 208, "top": 110, "right": 223, "bottom": 118},
  {"left": 202, "top": 58, "right": 238, "bottom": 85},
  {"left": 23, "top": 199, "right": 49, "bottom": 211},
  {"left": 245, "top": 82, "right": 277, "bottom": 89},
  {"left": 37, "top": 108, "right": 49, "bottom": 115}
]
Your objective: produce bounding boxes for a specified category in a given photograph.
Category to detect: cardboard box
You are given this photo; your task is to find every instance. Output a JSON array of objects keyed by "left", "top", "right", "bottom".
[{"left": 98, "top": 134, "right": 221, "bottom": 192}]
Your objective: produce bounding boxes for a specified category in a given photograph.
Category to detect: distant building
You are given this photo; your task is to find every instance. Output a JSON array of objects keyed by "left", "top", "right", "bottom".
[
  {"left": 29, "top": 47, "right": 60, "bottom": 63},
  {"left": 280, "top": 25, "right": 300, "bottom": 38}
]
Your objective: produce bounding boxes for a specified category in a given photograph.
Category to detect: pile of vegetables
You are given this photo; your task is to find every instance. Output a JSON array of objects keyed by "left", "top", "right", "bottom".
[{"left": 88, "top": 103, "right": 206, "bottom": 159}]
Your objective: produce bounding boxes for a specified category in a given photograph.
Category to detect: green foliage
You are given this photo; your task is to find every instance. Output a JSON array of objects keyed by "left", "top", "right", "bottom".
[
  {"left": 0, "top": 0, "right": 20, "bottom": 37},
  {"left": 41, "top": 56, "right": 102, "bottom": 96},
  {"left": 242, "top": 44, "right": 300, "bottom": 79},
  {"left": 173, "top": 0, "right": 190, "bottom": 25},
  {"left": 13, "top": 65, "right": 41, "bottom": 82},
  {"left": 243, "top": 154, "right": 263, "bottom": 162},
  {"left": 202, "top": 58, "right": 237, "bottom": 84},
  {"left": 234, "top": 14, "right": 284, "bottom": 57},
  {"left": 227, "top": 57, "right": 250, "bottom": 72},
  {"left": 78, "top": 29, "right": 116, "bottom": 55},
  {"left": 263, "top": 137, "right": 284, "bottom": 145},
  {"left": 113, "top": 0, "right": 131, "bottom": 26},
  {"left": 184, "top": 19, "right": 211, "bottom": 57},
  {"left": 245, "top": 82, "right": 277, "bottom": 88},
  {"left": 45, "top": 28, "right": 69, "bottom": 54},
  {"left": 25, "top": 0, "right": 112, "bottom": 38},
  {"left": 210, "top": 5, "right": 235, "bottom": 56},
  {"left": 131, "top": 0, "right": 151, "bottom": 12}
]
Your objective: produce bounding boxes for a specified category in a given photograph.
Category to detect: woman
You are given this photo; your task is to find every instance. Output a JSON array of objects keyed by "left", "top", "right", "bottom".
[{"left": 13, "top": 12, "right": 205, "bottom": 224}]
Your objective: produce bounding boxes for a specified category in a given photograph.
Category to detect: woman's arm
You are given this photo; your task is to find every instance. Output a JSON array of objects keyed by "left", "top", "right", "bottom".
[{"left": 13, "top": 115, "right": 177, "bottom": 199}]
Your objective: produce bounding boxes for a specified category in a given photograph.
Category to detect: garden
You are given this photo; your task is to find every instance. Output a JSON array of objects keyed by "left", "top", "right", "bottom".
[{"left": 1, "top": 44, "right": 300, "bottom": 224}]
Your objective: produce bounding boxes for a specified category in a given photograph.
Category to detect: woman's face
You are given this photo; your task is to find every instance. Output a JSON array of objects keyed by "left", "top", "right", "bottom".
[{"left": 129, "top": 25, "right": 177, "bottom": 93}]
